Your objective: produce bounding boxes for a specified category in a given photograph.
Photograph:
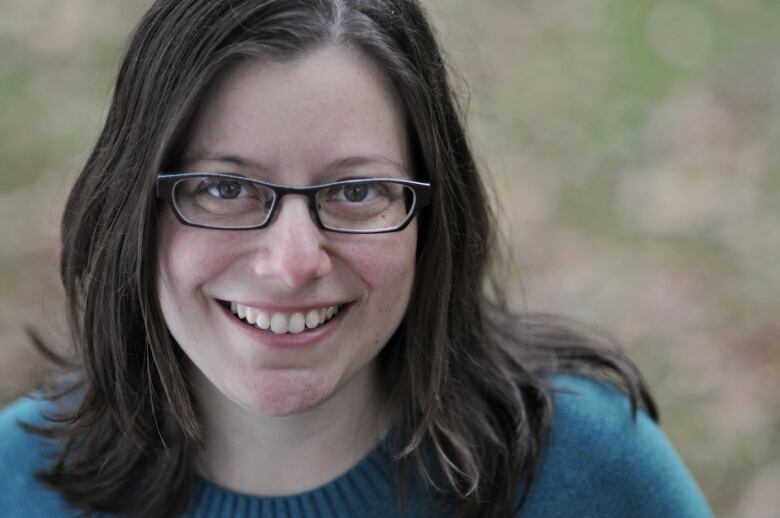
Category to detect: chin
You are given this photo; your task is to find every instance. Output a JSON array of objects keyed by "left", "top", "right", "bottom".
[{"left": 231, "top": 369, "right": 337, "bottom": 417}]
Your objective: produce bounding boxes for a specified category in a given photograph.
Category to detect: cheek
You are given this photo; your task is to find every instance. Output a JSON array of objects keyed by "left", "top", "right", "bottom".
[
  {"left": 340, "top": 225, "right": 417, "bottom": 305},
  {"left": 156, "top": 217, "right": 233, "bottom": 292},
  {"left": 342, "top": 226, "right": 417, "bottom": 343}
]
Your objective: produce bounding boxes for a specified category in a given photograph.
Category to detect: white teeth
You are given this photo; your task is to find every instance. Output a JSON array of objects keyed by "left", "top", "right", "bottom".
[
  {"left": 305, "top": 310, "right": 319, "bottom": 329},
  {"left": 245, "top": 307, "right": 258, "bottom": 325},
  {"left": 231, "top": 302, "right": 342, "bottom": 334},
  {"left": 270, "top": 313, "right": 288, "bottom": 334},
  {"left": 288, "top": 313, "right": 305, "bottom": 334},
  {"left": 256, "top": 310, "right": 270, "bottom": 330}
]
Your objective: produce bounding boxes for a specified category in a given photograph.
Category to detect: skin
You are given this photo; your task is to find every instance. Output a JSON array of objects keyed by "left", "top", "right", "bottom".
[{"left": 156, "top": 46, "right": 417, "bottom": 494}]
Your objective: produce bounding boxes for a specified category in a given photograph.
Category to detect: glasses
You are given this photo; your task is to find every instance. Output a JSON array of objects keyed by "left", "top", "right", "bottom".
[{"left": 156, "top": 173, "right": 431, "bottom": 234}]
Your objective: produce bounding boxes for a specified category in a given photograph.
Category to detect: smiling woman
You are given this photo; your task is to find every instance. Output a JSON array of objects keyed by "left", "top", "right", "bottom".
[
  {"left": 0, "top": 1, "right": 712, "bottom": 517},
  {"left": 156, "top": 49, "right": 419, "bottom": 429}
]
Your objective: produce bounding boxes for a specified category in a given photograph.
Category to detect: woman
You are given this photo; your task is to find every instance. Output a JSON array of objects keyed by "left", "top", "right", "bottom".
[{"left": 0, "top": 0, "right": 711, "bottom": 516}]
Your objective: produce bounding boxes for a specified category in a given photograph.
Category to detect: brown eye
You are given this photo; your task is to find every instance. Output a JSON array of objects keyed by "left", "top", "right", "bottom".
[
  {"left": 207, "top": 181, "right": 244, "bottom": 199},
  {"left": 343, "top": 183, "right": 369, "bottom": 202}
]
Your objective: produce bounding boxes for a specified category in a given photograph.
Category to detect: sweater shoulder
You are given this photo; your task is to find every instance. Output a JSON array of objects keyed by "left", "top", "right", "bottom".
[
  {"left": 0, "top": 396, "right": 79, "bottom": 517},
  {"left": 0, "top": 394, "right": 60, "bottom": 466},
  {"left": 518, "top": 373, "right": 713, "bottom": 517}
]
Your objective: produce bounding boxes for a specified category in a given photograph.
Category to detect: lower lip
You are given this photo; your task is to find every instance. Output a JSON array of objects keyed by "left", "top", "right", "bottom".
[{"left": 219, "top": 302, "right": 346, "bottom": 350}]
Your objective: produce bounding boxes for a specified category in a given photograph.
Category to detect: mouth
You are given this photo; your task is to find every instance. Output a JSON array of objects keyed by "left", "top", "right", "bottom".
[{"left": 220, "top": 300, "right": 347, "bottom": 335}]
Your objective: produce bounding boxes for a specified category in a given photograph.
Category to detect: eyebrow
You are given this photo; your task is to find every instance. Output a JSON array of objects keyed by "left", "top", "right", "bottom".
[
  {"left": 181, "top": 153, "right": 266, "bottom": 171},
  {"left": 182, "top": 152, "right": 410, "bottom": 177}
]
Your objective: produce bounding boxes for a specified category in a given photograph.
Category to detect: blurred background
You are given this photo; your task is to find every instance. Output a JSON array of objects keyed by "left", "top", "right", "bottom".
[{"left": 0, "top": 0, "right": 778, "bottom": 515}]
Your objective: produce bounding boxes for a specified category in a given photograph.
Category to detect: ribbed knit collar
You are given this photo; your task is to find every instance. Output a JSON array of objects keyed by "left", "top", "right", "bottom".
[{"left": 185, "top": 436, "right": 440, "bottom": 517}]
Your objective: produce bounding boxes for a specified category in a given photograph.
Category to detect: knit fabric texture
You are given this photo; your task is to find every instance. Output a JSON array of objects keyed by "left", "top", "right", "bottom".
[{"left": 0, "top": 374, "right": 713, "bottom": 517}]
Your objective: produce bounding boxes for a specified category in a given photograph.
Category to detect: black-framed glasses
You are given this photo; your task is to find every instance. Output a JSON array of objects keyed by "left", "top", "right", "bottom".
[{"left": 156, "top": 172, "right": 431, "bottom": 234}]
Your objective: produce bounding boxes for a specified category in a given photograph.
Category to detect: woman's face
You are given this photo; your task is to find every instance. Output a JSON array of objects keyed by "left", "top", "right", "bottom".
[{"left": 156, "top": 46, "right": 417, "bottom": 417}]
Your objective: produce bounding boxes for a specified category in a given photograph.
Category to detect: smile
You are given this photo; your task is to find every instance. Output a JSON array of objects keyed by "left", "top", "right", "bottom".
[{"left": 229, "top": 301, "right": 342, "bottom": 334}]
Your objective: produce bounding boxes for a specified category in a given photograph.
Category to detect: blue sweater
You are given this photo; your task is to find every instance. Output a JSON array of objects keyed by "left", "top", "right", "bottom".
[{"left": 0, "top": 374, "right": 712, "bottom": 517}]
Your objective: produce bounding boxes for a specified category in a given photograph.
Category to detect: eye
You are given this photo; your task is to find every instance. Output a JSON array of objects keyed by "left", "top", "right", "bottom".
[
  {"left": 205, "top": 180, "right": 247, "bottom": 199},
  {"left": 332, "top": 182, "right": 385, "bottom": 203},
  {"left": 342, "top": 183, "right": 370, "bottom": 202}
]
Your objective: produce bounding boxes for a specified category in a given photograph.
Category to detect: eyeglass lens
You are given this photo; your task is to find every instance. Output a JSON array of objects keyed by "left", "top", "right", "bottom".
[{"left": 171, "top": 176, "right": 415, "bottom": 231}]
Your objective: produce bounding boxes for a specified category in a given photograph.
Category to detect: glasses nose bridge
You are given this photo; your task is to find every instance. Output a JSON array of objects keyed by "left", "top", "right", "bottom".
[{"left": 268, "top": 185, "right": 320, "bottom": 228}]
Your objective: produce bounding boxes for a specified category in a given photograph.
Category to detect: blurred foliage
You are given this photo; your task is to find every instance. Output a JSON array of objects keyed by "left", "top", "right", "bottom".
[{"left": 1, "top": 1, "right": 779, "bottom": 516}]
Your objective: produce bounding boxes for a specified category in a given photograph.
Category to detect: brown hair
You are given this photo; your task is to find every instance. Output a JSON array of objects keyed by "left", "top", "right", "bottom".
[{"left": 29, "top": 1, "right": 656, "bottom": 516}]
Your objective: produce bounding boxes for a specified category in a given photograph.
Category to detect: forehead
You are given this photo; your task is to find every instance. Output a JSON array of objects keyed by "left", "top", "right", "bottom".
[{"left": 183, "top": 46, "right": 410, "bottom": 182}]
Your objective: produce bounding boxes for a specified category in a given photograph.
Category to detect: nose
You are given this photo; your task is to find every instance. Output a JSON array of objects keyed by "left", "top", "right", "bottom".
[{"left": 250, "top": 195, "right": 332, "bottom": 288}]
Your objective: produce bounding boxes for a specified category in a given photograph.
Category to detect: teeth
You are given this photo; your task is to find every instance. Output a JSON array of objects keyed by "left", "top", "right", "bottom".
[
  {"left": 288, "top": 313, "right": 305, "bottom": 333},
  {"left": 256, "top": 310, "right": 270, "bottom": 330},
  {"left": 305, "top": 310, "right": 319, "bottom": 329},
  {"left": 270, "top": 313, "right": 288, "bottom": 334},
  {"left": 245, "top": 307, "right": 258, "bottom": 325},
  {"left": 231, "top": 302, "right": 341, "bottom": 334}
]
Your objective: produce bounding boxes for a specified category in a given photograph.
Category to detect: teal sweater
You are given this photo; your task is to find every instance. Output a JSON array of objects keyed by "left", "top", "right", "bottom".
[{"left": 0, "top": 374, "right": 712, "bottom": 517}]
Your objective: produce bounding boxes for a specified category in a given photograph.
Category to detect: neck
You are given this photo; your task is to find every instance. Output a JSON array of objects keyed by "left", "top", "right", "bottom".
[{"left": 190, "top": 362, "right": 390, "bottom": 496}]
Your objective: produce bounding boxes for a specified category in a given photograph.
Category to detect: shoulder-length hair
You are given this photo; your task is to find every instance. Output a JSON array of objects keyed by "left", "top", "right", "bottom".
[{"left": 29, "top": 0, "right": 656, "bottom": 516}]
